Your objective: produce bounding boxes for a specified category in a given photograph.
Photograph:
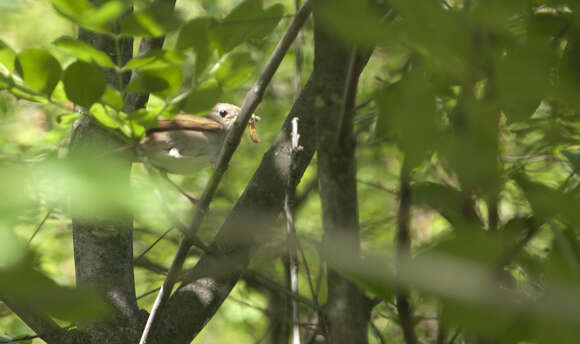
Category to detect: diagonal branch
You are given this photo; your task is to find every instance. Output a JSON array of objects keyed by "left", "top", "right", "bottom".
[
  {"left": 1, "top": 296, "right": 69, "bottom": 344},
  {"left": 138, "top": 1, "right": 314, "bottom": 343},
  {"left": 157, "top": 44, "right": 373, "bottom": 344}
]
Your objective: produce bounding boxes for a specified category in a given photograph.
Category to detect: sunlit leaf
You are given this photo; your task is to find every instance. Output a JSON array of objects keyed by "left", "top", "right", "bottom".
[
  {"left": 56, "top": 112, "right": 83, "bottom": 126},
  {"left": 52, "top": 0, "right": 125, "bottom": 34},
  {"left": 0, "top": 39, "right": 16, "bottom": 72},
  {"left": 63, "top": 61, "right": 107, "bottom": 108},
  {"left": 15, "top": 48, "right": 62, "bottom": 96},
  {"left": 100, "top": 85, "right": 124, "bottom": 110},
  {"left": 123, "top": 49, "right": 184, "bottom": 70},
  {"left": 126, "top": 64, "right": 182, "bottom": 97},
  {"left": 53, "top": 36, "right": 116, "bottom": 68},
  {"left": 90, "top": 103, "right": 121, "bottom": 128},
  {"left": 120, "top": 2, "right": 182, "bottom": 37}
]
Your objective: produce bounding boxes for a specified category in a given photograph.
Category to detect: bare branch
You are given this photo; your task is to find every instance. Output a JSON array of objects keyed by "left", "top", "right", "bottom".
[
  {"left": 138, "top": 2, "right": 314, "bottom": 343},
  {"left": 284, "top": 117, "right": 303, "bottom": 344}
]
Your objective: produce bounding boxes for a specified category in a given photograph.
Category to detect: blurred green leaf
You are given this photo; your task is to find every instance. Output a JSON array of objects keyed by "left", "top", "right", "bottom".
[
  {"left": 0, "top": 263, "right": 108, "bottom": 322},
  {"left": 375, "top": 70, "right": 438, "bottom": 167},
  {"left": 128, "top": 109, "right": 157, "bottom": 138},
  {"left": 53, "top": 36, "right": 116, "bottom": 68},
  {"left": 126, "top": 64, "right": 182, "bottom": 97},
  {"left": 123, "top": 49, "right": 184, "bottom": 70},
  {"left": 563, "top": 151, "right": 580, "bottom": 174},
  {"left": 215, "top": 52, "right": 254, "bottom": 89},
  {"left": 318, "top": 0, "right": 392, "bottom": 48},
  {"left": 15, "top": 48, "right": 62, "bottom": 96},
  {"left": 213, "top": 0, "right": 284, "bottom": 55},
  {"left": 412, "top": 182, "right": 482, "bottom": 229},
  {"left": 100, "top": 85, "right": 124, "bottom": 110},
  {"left": 176, "top": 17, "right": 214, "bottom": 77},
  {"left": 56, "top": 112, "right": 83, "bottom": 126},
  {"left": 514, "top": 173, "right": 580, "bottom": 227},
  {"left": 182, "top": 79, "right": 222, "bottom": 114},
  {"left": 63, "top": 61, "right": 107, "bottom": 108},
  {"left": 52, "top": 0, "right": 125, "bottom": 34},
  {"left": 527, "top": 11, "right": 571, "bottom": 40},
  {"left": 496, "top": 39, "right": 556, "bottom": 123},
  {"left": 120, "top": 2, "right": 182, "bottom": 37},
  {"left": 0, "top": 225, "right": 26, "bottom": 269},
  {"left": 0, "top": 39, "right": 16, "bottom": 72}
]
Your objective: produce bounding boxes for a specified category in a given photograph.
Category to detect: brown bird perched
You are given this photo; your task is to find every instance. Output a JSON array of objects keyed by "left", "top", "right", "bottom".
[{"left": 138, "top": 103, "right": 261, "bottom": 175}]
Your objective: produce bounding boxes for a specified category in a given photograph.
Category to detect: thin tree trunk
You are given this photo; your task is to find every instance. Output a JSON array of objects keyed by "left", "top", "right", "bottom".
[{"left": 312, "top": 2, "right": 371, "bottom": 342}]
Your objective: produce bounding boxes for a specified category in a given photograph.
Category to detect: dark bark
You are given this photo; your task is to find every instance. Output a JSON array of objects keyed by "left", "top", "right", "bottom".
[
  {"left": 70, "top": 28, "right": 141, "bottom": 342},
  {"left": 156, "top": 51, "right": 370, "bottom": 342},
  {"left": 395, "top": 162, "right": 418, "bottom": 344},
  {"left": 312, "top": 2, "right": 371, "bottom": 343}
]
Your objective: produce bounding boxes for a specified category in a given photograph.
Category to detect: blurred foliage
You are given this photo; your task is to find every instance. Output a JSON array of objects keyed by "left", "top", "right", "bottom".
[{"left": 0, "top": 0, "right": 579, "bottom": 343}]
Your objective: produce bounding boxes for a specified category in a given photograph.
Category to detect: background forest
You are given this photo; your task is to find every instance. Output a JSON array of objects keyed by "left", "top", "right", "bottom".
[{"left": 0, "top": 0, "right": 579, "bottom": 343}]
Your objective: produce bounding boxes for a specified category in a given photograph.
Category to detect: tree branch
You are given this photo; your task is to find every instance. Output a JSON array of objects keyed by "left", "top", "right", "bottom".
[
  {"left": 0, "top": 297, "right": 69, "bottom": 344},
  {"left": 138, "top": 2, "right": 314, "bottom": 343}
]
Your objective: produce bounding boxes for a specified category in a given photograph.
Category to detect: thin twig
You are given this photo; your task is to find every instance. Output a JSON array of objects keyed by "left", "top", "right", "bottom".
[
  {"left": 134, "top": 227, "right": 174, "bottom": 263},
  {"left": 284, "top": 117, "right": 303, "bottom": 344},
  {"left": 26, "top": 207, "right": 54, "bottom": 246},
  {"left": 138, "top": 2, "right": 313, "bottom": 343},
  {"left": 294, "top": 0, "right": 303, "bottom": 97},
  {"left": 395, "top": 159, "right": 418, "bottom": 344}
]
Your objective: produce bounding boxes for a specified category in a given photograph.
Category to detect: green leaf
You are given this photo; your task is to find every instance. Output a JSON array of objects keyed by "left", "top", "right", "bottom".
[
  {"left": 56, "top": 112, "right": 83, "bottom": 126},
  {"left": 63, "top": 61, "right": 107, "bottom": 108},
  {"left": 215, "top": 52, "right": 254, "bottom": 89},
  {"left": 176, "top": 17, "right": 214, "bottom": 77},
  {"left": 52, "top": 0, "right": 125, "bottom": 34},
  {"left": 0, "top": 39, "right": 16, "bottom": 72},
  {"left": 563, "top": 151, "right": 580, "bottom": 174},
  {"left": 120, "top": 2, "right": 182, "bottom": 37},
  {"left": 101, "top": 85, "right": 124, "bottom": 110},
  {"left": 182, "top": 79, "right": 222, "bottom": 114},
  {"left": 128, "top": 108, "right": 158, "bottom": 137},
  {"left": 53, "top": 36, "right": 116, "bottom": 68},
  {"left": 90, "top": 103, "right": 120, "bottom": 128},
  {"left": 513, "top": 173, "right": 580, "bottom": 227},
  {"left": 318, "top": 0, "right": 391, "bottom": 48},
  {"left": 496, "top": 39, "right": 556, "bottom": 123},
  {"left": 413, "top": 182, "right": 482, "bottom": 229},
  {"left": 126, "top": 65, "right": 182, "bottom": 97},
  {"left": 375, "top": 70, "right": 438, "bottom": 167},
  {"left": 213, "top": 0, "right": 285, "bottom": 54},
  {"left": 0, "top": 74, "right": 11, "bottom": 90},
  {"left": 123, "top": 49, "right": 184, "bottom": 70},
  {"left": 15, "top": 48, "right": 62, "bottom": 95}
]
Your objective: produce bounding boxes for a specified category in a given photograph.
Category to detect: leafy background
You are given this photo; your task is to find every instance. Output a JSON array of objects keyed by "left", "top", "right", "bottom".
[{"left": 0, "top": 0, "right": 579, "bottom": 343}]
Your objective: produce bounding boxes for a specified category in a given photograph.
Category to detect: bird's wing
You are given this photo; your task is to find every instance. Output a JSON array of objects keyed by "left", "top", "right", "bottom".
[{"left": 150, "top": 114, "right": 224, "bottom": 133}]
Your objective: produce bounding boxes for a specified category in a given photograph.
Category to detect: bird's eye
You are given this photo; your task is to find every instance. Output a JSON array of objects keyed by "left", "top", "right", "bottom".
[{"left": 218, "top": 109, "right": 228, "bottom": 117}]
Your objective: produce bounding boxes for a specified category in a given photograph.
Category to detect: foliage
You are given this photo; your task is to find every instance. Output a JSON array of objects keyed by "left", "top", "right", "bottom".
[{"left": 0, "top": 0, "right": 579, "bottom": 343}]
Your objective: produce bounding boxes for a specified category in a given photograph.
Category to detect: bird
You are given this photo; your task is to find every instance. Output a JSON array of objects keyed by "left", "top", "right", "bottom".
[{"left": 138, "top": 103, "right": 260, "bottom": 175}]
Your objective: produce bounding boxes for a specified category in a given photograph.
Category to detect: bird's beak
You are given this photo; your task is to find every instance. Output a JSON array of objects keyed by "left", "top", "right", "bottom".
[{"left": 248, "top": 114, "right": 261, "bottom": 143}]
